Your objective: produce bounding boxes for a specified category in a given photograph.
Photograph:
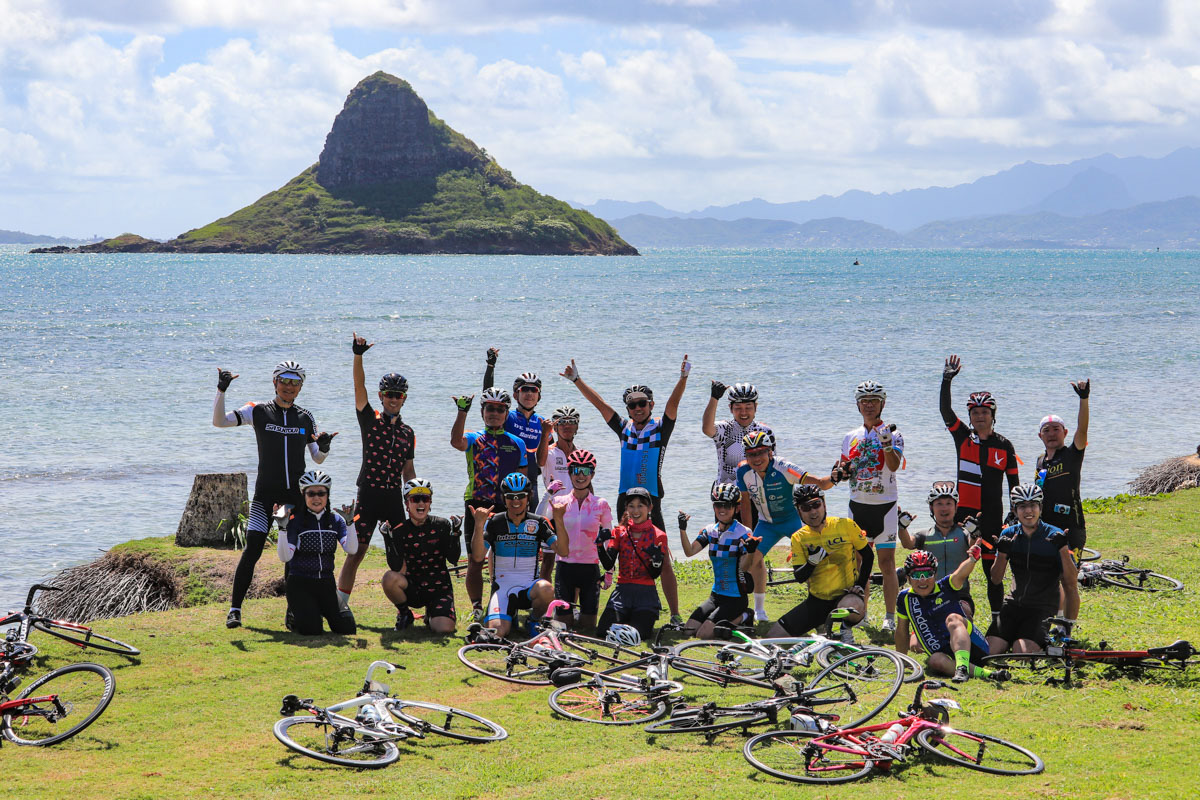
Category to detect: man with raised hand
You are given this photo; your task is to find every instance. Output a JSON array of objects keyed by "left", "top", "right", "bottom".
[
  {"left": 337, "top": 333, "right": 415, "bottom": 614},
  {"left": 483, "top": 347, "right": 552, "bottom": 507},
  {"left": 898, "top": 482, "right": 980, "bottom": 618},
  {"left": 381, "top": 479, "right": 461, "bottom": 635},
  {"left": 702, "top": 381, "right": 773, "bottom": 505},
  {"left": 940, "top": 354, "right": 1019, "bottom": 623},
  {"left": 1035, "top": 379, "right": 1091, "bottom": 557},
  {"left": 213, "top": 361, "right": 335, "bottom": 629},
  {"left": 840, "top": 380, "right": 905, "bottom": 633}
]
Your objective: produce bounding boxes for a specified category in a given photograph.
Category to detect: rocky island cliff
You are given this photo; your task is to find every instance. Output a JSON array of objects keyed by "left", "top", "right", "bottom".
[{"left": 37, "top": 72, "right": 636, "bottom": 256}]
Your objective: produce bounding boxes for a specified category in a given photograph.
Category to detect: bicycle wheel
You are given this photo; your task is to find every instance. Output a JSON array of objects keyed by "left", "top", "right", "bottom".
[
  {"left": 457, "top": 643, "right": 557, "bottom": 685},
  {"left": 558, "top": 632, "right": 647, "bottom": 666},
  {"left": 644, "top": 706, "right": 770, "bottom": 734},
  {"left": 32, "top": 619, "right": 140, "bottom": 657},
  {"left": 981, "top": 653, "right": 1068, "bottom": 678},
  {"left": 1078, "top": 547, "right": 1100, "bottom": 563},
  {"left": 915, "top": 727, "right": 1044, "bottom": 775},
  {"left": 804, "top": 649, "right": 902, "bottom": 728},
  {"left": 744, "top": 730, "right": 874, "bottom": 784},
  {"left": 672, "top": 641, "right": 771, "bottom": 678},
  {"left": 273, "top": 716, "right": 400, "bottom": 768},
  {"left": 815, "top": 643, "right": 925, "bottom": 683},
  {"left": 388, "top": 700, "right": 508, "bottom": 742},
  {"left": 1, "top": 663, "right": 115, "bottom": 746},
  {"left": 1097, "top": 569, "right": 1183, "bottom": 592},
  {"left": 670, "top": 655, "right": 775, "bottom": 689},
  {"left": 548, "top": 681, "right": 669, "bottom": 725}
]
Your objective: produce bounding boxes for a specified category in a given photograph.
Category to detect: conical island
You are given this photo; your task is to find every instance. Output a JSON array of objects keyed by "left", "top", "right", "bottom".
[{"left": 40, "top": 72, "right": 636, "bottom": 255}]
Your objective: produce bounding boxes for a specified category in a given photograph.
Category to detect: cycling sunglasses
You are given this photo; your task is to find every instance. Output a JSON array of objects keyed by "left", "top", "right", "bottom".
[
  {"left": 407, "top": 495, "right": 431, "bottom": 504},
  {"left": 626, "top": 400, "right": 649, "bottom": 410},
  {"left": 569, "top": 466, "right": 595, "bottom": 476},
  {"left": 712, "top": 501, "right": 737, "bottom": 510},
  {"left": 381, "top": 391, "right": 406, "bottom": 399},
  {"left": 503, "top": 492, "right": 529, "bottom": 501},
  {"left": 798, "top": 500, "right": 824, "bottom": 512},
  {"left": 908, "top": 569, "right": 935, "bottom": 580},
  {"left": 304, "top": 490, "right": 328, "bottom": 498},
  {"left": 277, "top": 378, "right": 303, "bottom": 387}
]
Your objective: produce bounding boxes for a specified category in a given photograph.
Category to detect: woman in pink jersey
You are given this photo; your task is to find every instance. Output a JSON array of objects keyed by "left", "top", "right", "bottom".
[{"left": 549, "top": 449, "right": 612, "bottom": 631}]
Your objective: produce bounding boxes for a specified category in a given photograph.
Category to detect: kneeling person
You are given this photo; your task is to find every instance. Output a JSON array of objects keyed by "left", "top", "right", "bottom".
[
  {"left": 470, "top": 473, "right": 567, "bottom": 638},
  {"left": 278, "top": 470, "right": 357, "bottom": 636},
  {"left": 768, "top": 485, "right": 872, "bottom": 640},
  {"left": 596, "top": 487, "right": 674, "bottom": 642},
  {"left": 381, "top": 479, "right": 460, "bottom": 635},
  {"left": 679, "top": 483, "right": 759, "bottom": 639}
]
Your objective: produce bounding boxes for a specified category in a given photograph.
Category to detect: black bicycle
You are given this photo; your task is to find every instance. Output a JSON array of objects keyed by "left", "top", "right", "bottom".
[
  {"left": 1, "top": 584, "right": 139, "bottom": 657},
  {"left": 0, "top": 635, "right": 116, "bottom": 746},
  {"left": 1076, "top": 556, "right": 1183, "bottom": 592}
]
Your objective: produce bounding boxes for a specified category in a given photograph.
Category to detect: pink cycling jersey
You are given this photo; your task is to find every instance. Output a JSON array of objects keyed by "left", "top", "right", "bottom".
[{"left": 552, "top": 492, "right": 613, "bottom": 564}]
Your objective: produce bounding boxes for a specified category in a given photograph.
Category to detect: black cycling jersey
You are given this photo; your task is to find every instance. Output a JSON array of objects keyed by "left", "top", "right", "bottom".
[
  {"left": 997, "top": 521, "right": 1068, "bottom": 609},
  {"left": 939, "top": 379, "right": 1019, "bottom": 539},
  {"left": 382, "top": 516, "right": 459, "bottom": 590},
  {"left": 356, "top": 402, "right": 415, "bottom": 490},
  {"left": 1037, "top": 444, "right": 1085, "bottom": 536},
  {"left": 284, "top": 507, "right": 351, "bottom": 581},
  {"left": 233, "top": 400, "right": 319, "bottom": 496}
]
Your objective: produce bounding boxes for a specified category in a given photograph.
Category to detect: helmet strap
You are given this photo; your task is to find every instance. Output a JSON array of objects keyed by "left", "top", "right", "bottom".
[{"left": 484, "top": 425, "right": 506, "bottom": 435}]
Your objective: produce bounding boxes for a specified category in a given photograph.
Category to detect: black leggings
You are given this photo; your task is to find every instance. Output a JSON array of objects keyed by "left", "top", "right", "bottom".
[
  {"left": 776, "top": 594, "right": 841, "bottom": 637},
  {"left": 232, "top": 530, "right": 269, "bottom": 610},
  {"left": 233, "top": 492, "right": 300, "bottom": 609},
  {"left": 286, "top": 575, "right": 356, "bottom": 636},
  {"left": 982, "top": 555, "right": 1005, "bottom": 615},
  {"left": 597, "top": 605, "right": 659, "bottom": 643}
]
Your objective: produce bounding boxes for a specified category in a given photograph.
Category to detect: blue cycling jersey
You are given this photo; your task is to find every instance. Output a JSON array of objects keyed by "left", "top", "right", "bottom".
[
  {"left": 736, "top": 456, "right": 807, "bottom": 525},
  {"left": 506, "top": 409, "right": 546, "bottom": 476},
  {"left": 897, "top": 576, "right": 985, "bottom": 654},
  {"left": 607, "top": 414, "right": 676, "bottom": 497},
  {"left": 694, "top": 520, "right": 752, "bottom": 597},
  {"left": 483, "top": 512, "right": 556, "bottom": 585}
]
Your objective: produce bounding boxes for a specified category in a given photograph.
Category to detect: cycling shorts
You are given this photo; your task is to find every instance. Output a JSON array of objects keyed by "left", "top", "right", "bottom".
[
  {"left": 990, "top": 601, "right": 1056, "bottom": 648},
  {"left": 485, "top": 579, "right": 539, "bottom": 623},
  {"left": 554, "top": 562, "right": 602, "bottom": 616},
  {"left": 689, "top": 593, "right": 749, "bottom": 625},
  {"left": 405, "top": 582, "right": 456, "bottom": 621},
  {"left": 849, "top": 500, "right": 898, "bottom": 549},
  {"left": 754, "top": 516, "right": 802, "bottom": 553},
  {"left": 354, "top": 486, "right": 406, "bottom": 545}
]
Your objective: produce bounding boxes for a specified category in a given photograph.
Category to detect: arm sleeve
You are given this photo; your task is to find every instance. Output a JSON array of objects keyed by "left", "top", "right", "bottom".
[
  {"left": 597, "top": 536, "right": 618, "bottom": 571},
  {"left": 939, "top": 378, "right": 957, "bottom": 428},
  {"left": 278, "top": 524, "right": 297, "bottom": 563},
  {"left": 338, "top": 517, "right": 357, "bottom": 555},
  {"left": 308, "top": 441, "right": 328, "bottom": 464},
  {"left": 382, "top": 529, "right": 405, "bottom": 573},
  {"left": 855, "top": 544, "right": 875, "bottom": 589},
  {"left": 483, "top": 363, "right": 495, "bottom": 392},
  {"left": 441, "top": 520, "right": 462, "bottom": 565},
  {"left": 213, "top": 395, "right": 251, "bottom": 428},
  {"left": 792, "top": 561, "right": 816, "bottom": 582}
]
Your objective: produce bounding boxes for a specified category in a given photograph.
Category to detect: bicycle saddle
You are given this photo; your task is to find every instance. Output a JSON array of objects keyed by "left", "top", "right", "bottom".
[{"left": 1148, "top": 640, "right": 1193, "bottom": 659}]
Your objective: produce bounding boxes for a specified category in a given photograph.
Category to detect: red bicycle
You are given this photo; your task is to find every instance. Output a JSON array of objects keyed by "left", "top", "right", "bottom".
[
  {"left": 0, "top": 584, "right": 139, "bottom": 657},
  {"left": 0, "top": 637, "right": 116, "bottom": 746},
  {"left": 743, "top": 680, "right": 1044, "bottom": 784}
]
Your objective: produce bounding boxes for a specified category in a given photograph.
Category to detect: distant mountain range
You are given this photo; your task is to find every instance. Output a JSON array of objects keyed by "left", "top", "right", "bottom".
[
  {"left": 611, "top": 196, "right": 1200, "bottom": 249},
  {"left": 0, "top": 229, "right": 89, "bottom": 244}
]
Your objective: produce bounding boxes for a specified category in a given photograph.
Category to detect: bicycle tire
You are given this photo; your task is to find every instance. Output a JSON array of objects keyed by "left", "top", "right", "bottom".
[
  {"left": 1097, "top": 569, "right": 1183, "bottom": 592},
  {"left": 743, "top": 730, "right": 874, "bottom": 784},
  {"left": 32, "top": 619, "right": 140, "bottom": 657},
  {"left": 1, "top": 662, "right": 115, "bottom": 746},
  {"left": 670, "top": 655, "right": 775, "bottom": 690},
  {"left": 558, "top": 632, "right": 647, "bottom": 666},
  {"left": 981, "top": 653, "right": 1068, "bottom": 678},
  {"left": 273, "top": 716, "right": 400, "bottom": 768},
  {"left": 643, "top": 707, "right": 770, "bottom": 734},
  {"left": 1078, "top": 547, "right": 1100, "bottom": 563},
  {"left": 387, "top": 700, "right": 508, "bottom": 743},
  {"left": 672, "top": 641, "right": 771, "bottom": 678},
  {"left": 915, "top": 727, "right": 1044, "bottom": 775},
  {"left": 804, "top": 649, "right": 903, "bottom": 728},
  {"left": 457, "top": 642, "right": 562, "bottom": 686},
  {"left": 815, "top": 643, "right": 925, "bottom": 683},
  {"left": 548, "top": 681, "right": 670, "bottom": 725}
]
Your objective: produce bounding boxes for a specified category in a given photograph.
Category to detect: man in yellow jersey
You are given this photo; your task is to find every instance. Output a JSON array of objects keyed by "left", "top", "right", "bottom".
[{"left": 767, "top": 484, "right": 873, "bottom": 639}]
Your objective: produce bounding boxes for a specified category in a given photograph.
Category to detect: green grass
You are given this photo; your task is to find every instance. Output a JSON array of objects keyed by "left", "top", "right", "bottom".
[{"left": 8, "top": 490, "right": 1200, "bottom": 799}]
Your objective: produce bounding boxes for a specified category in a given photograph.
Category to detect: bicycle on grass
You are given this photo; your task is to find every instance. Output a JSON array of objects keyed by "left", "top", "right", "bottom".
[
  {"left": 1076, "top": 555, "right": 1183, "bottom": 592},
  {"left": 743, "top": 680, "right": 1044, "bottom": 784},
  {"left": 0, "top": 634, "right": 115, "bottom": 747},
  {"left": 274, "top": 660, "right": 507, "bottom": 768},
  {"left": 0, "top": 584, "right": 139, "bottom": 658}
]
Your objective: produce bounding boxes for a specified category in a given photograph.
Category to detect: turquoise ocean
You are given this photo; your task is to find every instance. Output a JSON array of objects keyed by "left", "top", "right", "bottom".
[{"left": 2, "top": 244, "right": 1197, "bottom": 611}]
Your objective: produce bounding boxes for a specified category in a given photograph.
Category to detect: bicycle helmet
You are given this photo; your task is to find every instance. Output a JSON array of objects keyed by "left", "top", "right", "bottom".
[
  {"left": 566, "top": 449, "right": 597, "bottom": 469},
  {"left": 622, "top": 384, "right": 654, "bottom": 404},
  {"left": 741, "top": 430, "right": 776, "bottom": 452},
  {"left": 501, "top": 472, "right": 531, "bottom": 495},
  {"left": 967, "top": 391, "right": 997, "bottom": 414},
  {"left": 605, "top": 624, "right": 641, "bottom": 647},
  {"left": 711, "top": 482, "right": 741, "bottom": 504},
  {"left": 854, "top": 380, "right": 886, "bottom": 401},
  {"left": 298, "top": 470, "right": 332, "bottom": 490},
  {"left": 728, "top": 382, "right": 759, "bottom": 403},
  {"left": 402, "top": 478, "right": 433, "bottom": 498},
  {"left": 1010, "top": 483, "right": 1043, "bottom": 505},
  {"left": 926, "top": 482, "right": 959, "bottom": 505},
  {"left": 378, "top": 373, "right": 408, "bottom": 393},
  {"left": 552, "top": 406, "right": 581, "bottom": 424},
  {"left": 793, "top": 484, "right": 825, "bottom": 505},
  {"left": 904, "top": 550, "right": 938, "bottom": 575},
  {"left": 513, "top": 372, "right": 542, "bottom": 391},
  {"left": 480, "top": 387, "right": 511, "bottom": 408},
  {"left": 273, "top": 360, "right": 305, "bottom": 382}
]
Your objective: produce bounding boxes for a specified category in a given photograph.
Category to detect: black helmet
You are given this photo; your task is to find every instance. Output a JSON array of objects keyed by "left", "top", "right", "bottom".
[
  {"left": 379, "top": 373, "right": 408, "bottom": 393},
  {"left": 793, "top": 484, "right": 825, "bottom": 506}
]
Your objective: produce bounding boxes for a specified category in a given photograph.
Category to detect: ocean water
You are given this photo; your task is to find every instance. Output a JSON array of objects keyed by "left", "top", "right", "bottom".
[{"left": 2, "top": 244, "right": 1197, "bottom": 611}]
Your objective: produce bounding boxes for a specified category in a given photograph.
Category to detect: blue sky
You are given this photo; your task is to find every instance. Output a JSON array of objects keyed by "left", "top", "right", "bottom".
[{"left": 3, "top": 0, "right": 1199, "bottom": 237}]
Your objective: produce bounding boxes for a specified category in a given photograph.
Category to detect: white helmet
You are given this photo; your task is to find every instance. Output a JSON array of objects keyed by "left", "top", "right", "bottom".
[
  {"left": 728, "top": 382, "right": 759, "bottom": 403},
  {"left": 402, "top": 478, "right": 433, "bottom": 498},
  {"left": 1010, "top": 484, "right": 1044, "bottom": 505},
  {"left": 926, "top": 481, "right": 959, "bottom": 505},
  {"left": 480, "top": 387, "right": 511, "bottom": 408},
  {"left": 854, "top": 380, "right": 886, "bottom": 401},
  {"left": 552, "top": 406, "right": 581, "bottom": 424},
  {"left": 605, "top": 624, "right": 641, "bottom": 648},
  {"left": 298, "top": 469, "right": 332, "bottom": 490},
  {"left": 273, "top": 360, "right": 306, "bottom": 382}
]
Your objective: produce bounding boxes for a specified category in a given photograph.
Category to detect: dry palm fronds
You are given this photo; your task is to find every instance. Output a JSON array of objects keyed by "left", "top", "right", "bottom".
[
  {"left": 33, "top": 551, "right": 183, "bottom": 622},
  {"left": 1128, "top": 454, "right": 1200, "bottom": 496}
]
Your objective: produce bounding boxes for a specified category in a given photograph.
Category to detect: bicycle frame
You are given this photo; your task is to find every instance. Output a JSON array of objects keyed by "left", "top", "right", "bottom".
[{"left": 288, "top": 661, "right": 422, "bottom": 743}]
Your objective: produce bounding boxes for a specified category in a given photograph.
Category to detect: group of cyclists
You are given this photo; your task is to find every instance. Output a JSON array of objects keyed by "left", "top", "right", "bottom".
[{"left": 213, "top": 338, "right": 1092, "bottom": 684}]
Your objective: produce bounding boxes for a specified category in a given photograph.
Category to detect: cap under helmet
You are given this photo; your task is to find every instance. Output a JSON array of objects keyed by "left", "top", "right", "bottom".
[
  {"left": 402, "top": 478, "right": 433, "bottom": 498},
  {"left": 622, "top": 385, "right": 654, "bottom": 403},
  {"left": 273, "top": 360, "right": 305, "bottom": 382}
]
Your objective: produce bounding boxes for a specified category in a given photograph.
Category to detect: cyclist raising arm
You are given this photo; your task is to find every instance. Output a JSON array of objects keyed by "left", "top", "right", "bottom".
[
  {"left": 596, "top": 487, "right": 676, "bottom": 641},
  {"left": 1035, "top": 379, "right": 1091, "bottom": 555},
  {"left": 702, "top": 381, "right": 773, "bottom": 499}
]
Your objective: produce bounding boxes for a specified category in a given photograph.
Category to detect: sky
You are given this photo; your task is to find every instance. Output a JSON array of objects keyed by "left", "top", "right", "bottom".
[{"left": 4, "top": 0, "right": 1200, "bottom": 238}]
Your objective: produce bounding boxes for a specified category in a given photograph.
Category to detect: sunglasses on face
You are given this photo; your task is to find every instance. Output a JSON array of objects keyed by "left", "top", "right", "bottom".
[
  {"left": 504, "top": 493, "right": 529, "bottom": 501},
  {"left": 304, "top": 490, "right": 328, "bottom": 498},
  {"left": 407, "top": 495, "right": 431, "bottom": 504},
  {"left": 798, "top": 500, "right": 823, "bottom": 512},
  {"left": 381, "top": 391, "right": 406, "bottom": 399},
  {"left": 569, "top": 466, "right": 594, "bottom": 476},
  {"left": 745, "top": 447, "right": 771, "bottom": 458},
  {"left": 277, "top": 378, "right": 303, "bottom": 388},
  {"left": 626, "top": 400, "right": 649, "bottom": 410},
  {"left": 517, "top": 386, "right": 539, "bottom": 393},
  {"left": 712, "top": 501, "right": 737, "bottom": 510},
  {"left": 908, "top": 570, "right": 935, "bottom": 580}
]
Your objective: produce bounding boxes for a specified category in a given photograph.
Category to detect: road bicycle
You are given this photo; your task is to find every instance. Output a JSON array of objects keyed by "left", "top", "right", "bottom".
[
  {"left": 274, "top": 660, "right": 507, "bottom": 768},
  {"left": 0, "top": 584, "right": 139, "bottom": 658},
  {"left": 982, "top": 617, "right": 1196, "bottom": 685},
  {"left": 1076, "top": 555, "right": 1183, "bottom": 592},
  {"left": 743, "top": 680, "right": 1044, "bottom": 784},
  {"left": 0, "top": 635, "right": 116, "bottom": 746}
]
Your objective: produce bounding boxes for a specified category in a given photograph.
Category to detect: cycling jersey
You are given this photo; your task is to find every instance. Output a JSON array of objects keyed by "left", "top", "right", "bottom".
[
  {"left": 608, "top": 520, "right": 669, "bottom": 586},
  {"left": 381, "top": 516, "right": 459, "bottom": 592},
  {"left": 735, "top": 456, "right": 808, "bottom": 524},
  {"left": 910, "top": 525, "right": 972, "bottom": 584},
  {"left": 483, "top": 512, "right": 556, "bottom": 586},
  {"left": 283, "top": 508, "right": 351, "bottom": 580},
  {"left": 462, "top": 429, "right": 528, "bottom": 504},
  {"left": 693, "top": 520, "right": 753, "bottom": 597},
  {"left": 551, "top": 492, "right": 612, "bottom": 564},
  {"left": 230, "top": 400, "right": 322, "bottom": 496},
  {"left": 606, "top": 413, "right": 676, "bottom": 497},
  {"left": 536, "top": 445, "right": 573, "bottom": 516},
  {"left": 355, "top": 402, "right": 414, "bottom": 490},
  {"left": 997, "top": 521, "right": 1069, "bottom": 609},
  {"left": 790, "top": 517, "right": 869, "bottom": 601},
  {"left": 712, "top": 419, "right": 774, "bottom": 484},
  {"left": 1036, "top": 444, "right": 1086, "bottom": 537},
  {"left": 897, "top": 576, "right": 986, "bottom": 655},
  {"left": 482, "top": 365, "right": 546, "bottom": 485},
  {"left": 939, "top": 380, "right": 1019, "bottom": 537},
  {"left": 842, "top": 424, "right": 904, "bottom": 504}
]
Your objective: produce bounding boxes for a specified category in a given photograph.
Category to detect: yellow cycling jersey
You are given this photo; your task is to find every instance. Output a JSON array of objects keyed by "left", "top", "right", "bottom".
[{"left": 790, "top": 516, "right": 869, "bottom": 601}]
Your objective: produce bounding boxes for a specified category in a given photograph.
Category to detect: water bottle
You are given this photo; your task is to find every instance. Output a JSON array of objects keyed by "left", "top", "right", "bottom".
[
  {"left": 647, "top": 661, "right": 667, "bottom": 684},
  {"left": 880, "top": 722, "right": 905, "bottom": 744},
  {"left": 790, "top": 713, "right": 821, "bottom": 732},
  {"left": 357, "top": 704, "right": 381, "bottom": 725}
]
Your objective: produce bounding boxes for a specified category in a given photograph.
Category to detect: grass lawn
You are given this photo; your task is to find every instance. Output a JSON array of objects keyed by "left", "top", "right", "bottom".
[{"left": 6, "top": 490, "right": 1200, "bottom": 799}]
